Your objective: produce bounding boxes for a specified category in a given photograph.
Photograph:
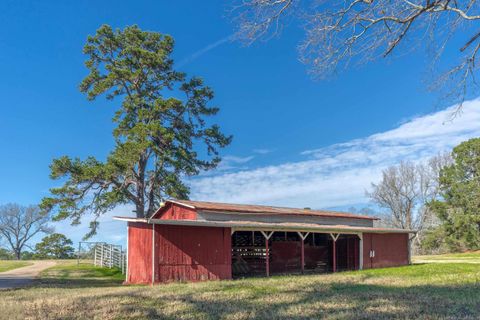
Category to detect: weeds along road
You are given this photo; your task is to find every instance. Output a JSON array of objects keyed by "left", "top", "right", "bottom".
[{"left": 0, "top": 261, "right": 56, "bottom": 289}]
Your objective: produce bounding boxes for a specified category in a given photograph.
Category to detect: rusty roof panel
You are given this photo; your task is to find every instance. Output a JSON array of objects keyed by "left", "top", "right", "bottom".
[{"left": 167, "top": 199, "right": 378, "bottom": 220}]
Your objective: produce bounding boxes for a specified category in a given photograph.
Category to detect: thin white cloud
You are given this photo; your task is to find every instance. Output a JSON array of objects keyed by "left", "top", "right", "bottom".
[
  {"left": 189, "top": 99, "right": 480, "bottom": 209},
  {"left": 253, "top": 148, "right": 274, "bottom": 155},
  {"left": 223, "top": 155, "right": 255, "bottom": 164},
  {"left": 177, "top": 34, "right": 234, "bottom": 68}
]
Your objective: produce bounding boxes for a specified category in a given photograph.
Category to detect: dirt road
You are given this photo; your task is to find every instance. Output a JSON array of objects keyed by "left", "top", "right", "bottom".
[{"left": 0, "top": 261, "right": 56, "bottom": 289}]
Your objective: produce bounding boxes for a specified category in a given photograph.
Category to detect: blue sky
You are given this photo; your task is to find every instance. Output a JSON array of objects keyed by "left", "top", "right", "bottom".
[{"left": 0, "top": 1, "right": 479, "bottom": 247}]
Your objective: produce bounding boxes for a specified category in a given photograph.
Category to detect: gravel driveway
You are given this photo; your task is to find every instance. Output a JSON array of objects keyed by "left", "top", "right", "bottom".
[{"left": 0, "top": 261, "right": 57, "bottom": 289}]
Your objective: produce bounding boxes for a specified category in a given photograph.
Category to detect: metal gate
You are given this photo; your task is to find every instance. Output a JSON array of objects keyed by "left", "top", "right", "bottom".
[{"left": 77, "top": 241, "right": 126, "bottom": 274}]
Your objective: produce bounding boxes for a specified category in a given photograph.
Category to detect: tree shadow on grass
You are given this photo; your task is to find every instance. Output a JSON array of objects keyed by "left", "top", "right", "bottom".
[
  {"left": 104, "top": 282, "right": 480, "bottom": 319},
  {"left": 32, "top": 277, "right": 125, "bottom": 289},
  {"left": 20, "top": 280, "right": 480, "bottom": 319},
  {"left": 23, "top": 265, "right": 480, "bottom": 319}
]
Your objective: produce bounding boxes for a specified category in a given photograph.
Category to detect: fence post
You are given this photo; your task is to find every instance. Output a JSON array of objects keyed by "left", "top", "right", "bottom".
[
  {"left": 100, "top": 243, "right": 104, "bottom": 267},
  {"left": 110, "top": 244, "right": 113, "bottom": 268},
  {"left": 94, "top": 244, "right": 97, "bottom": 266},
  {"left": 77, "top": 242, "right": 81, "bottom": 266},
  {"left": 122, "top": 251, "right": 125, "bottom": 274}
]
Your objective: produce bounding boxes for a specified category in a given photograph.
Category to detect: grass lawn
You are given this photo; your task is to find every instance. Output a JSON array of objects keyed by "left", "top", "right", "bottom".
[
  {"left": 0, "top": 260, "right": 32, "bottom": 272},
  {"left": 0, "top": 253, "right": 479, "bottom": 320},
  {"left": 413, "top": 251, "right": 480, "bottom": 264}
]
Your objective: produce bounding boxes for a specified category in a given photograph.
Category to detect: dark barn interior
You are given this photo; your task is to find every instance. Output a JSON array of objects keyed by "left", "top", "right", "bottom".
[{"left": 231, "top": 231, "right": 359, "bottom": 278}]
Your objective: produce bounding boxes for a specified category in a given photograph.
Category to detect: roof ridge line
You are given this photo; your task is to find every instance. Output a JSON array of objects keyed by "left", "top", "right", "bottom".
[{"left": 166, "top": 199, "right": 379, "bottom": 220}]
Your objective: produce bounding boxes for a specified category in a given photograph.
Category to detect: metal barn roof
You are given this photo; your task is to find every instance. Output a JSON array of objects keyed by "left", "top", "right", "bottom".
[
  {"left": 113, "top": 199, "right": 415, "bottom": 234},
  {"left": 164, "top": 199, "right": 379, "bottom": 220}
]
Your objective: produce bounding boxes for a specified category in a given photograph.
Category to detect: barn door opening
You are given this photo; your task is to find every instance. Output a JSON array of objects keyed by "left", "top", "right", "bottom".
[
  {"left": 333, "top": 234, "right": 360, "bottom": 272},
  {"left": 231, "top": 231, "right": 267, "bottom": 277}
]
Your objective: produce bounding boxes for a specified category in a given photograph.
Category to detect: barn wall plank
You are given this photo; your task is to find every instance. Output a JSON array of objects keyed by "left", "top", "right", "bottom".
[
  {"left": 126, "top": 222, "right": 152, "bottom": 284},
  {"left": 363, "top": 233, "right": 409, "bottom": 269},
  {"left": 154, "top": 225, "right": 232, "bottom": 283}
]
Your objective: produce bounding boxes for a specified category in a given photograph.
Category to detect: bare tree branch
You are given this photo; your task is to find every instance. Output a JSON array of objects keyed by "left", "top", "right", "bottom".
[
  {"left": 0, "top": 204, "right": 52, "bottom": 259},
  {"left": 366, "top": 153, "right": 452, "bottom": 251},
  {"left": 233, "top": 0, "right": 480, "bottom": 106}
]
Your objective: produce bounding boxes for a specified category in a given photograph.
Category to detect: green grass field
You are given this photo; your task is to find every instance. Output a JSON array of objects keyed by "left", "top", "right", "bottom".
[
  {"left": 413, "top": 252, "right": 480, "bottom": 263},
  {"left": 0, "top": 253, "right": 479, "bottom": 320},
  {"left": 0, "top": 260, "right": 32, "bottom": 272}
]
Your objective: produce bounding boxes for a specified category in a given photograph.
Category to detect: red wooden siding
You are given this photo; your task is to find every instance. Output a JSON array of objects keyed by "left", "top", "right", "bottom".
[
  {"left": 270, "top": 241, "right": 301, "bottom": 274},
  {"left": 363, "top": 233, "right": 373, "bottom": 269},
  {"left": 152, "top": 203, "right": 197, "bottom": 220},
  {"left": 154, "top": 225, "right": 232, "bottom": 282},
  {"left": 127, "top": 222, "right": 153, "bottom": 284},
  {"left": 363, "top": 233, "right": 409, "bottom": 269},
  {"left": 124, "top": 202, "right": 411, "bottom": 284},
  {"left": 304, "top": 245, "right": 328, "bottom": 270}
]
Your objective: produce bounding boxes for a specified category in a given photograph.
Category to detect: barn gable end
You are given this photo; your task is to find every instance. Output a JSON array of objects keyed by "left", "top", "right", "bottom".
[{"left": 151, "top": 202, "right": 197, "bottom": 220}]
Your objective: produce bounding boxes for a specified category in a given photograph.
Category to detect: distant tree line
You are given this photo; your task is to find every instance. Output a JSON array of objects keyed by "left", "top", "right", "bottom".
[
  {"left": 424, "top": 138, "right": 480, "bottom": 252},
  {"left": 367, "top": 138, "right": 480, "bottom": 254},
  {"left": 0, "top": 204, "right": 74, "bottom": 259}
]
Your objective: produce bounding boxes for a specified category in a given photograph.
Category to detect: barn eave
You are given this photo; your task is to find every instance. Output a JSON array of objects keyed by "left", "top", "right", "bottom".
[{"left": 113, "top": 216, "right": 415, "bottom": 234}]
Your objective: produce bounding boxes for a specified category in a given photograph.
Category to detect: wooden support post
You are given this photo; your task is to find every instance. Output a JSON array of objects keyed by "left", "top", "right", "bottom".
[
  {"left": 346, "top": 236, "right": 350, "bottom": 270},
  {"left": 332, "top": 240, "right": 336, "bottom": 273},
  {"left": 260, "top": 231, "right": 274, "bottom": 277},
  {"left": 358, "top": 233, "right": 363, "bottom": 270},
  {"left": 301, "top": 238, "right": 304, "bottom": 274},
  {"left": 266, "top": 238, "right": 270, "bottom": 277},
  {"left": 126, "top": 226, "right": 129, "bottom": 281},
  {"left": 330, "top": 233, "right": 340, "bottom": 273},
  {"left": 297, "top": 232, "right": 309, "bottom": 274},
  {"left": 151, "top": 224, "right": 155, "bottom": 285}
]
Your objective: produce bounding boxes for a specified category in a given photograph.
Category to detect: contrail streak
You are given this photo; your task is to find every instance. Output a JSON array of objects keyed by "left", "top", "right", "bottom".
[{"left": 177, "top": 34, "right": 234, "bottom": 68}]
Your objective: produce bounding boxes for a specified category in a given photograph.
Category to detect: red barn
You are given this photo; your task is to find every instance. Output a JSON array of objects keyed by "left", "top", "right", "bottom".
[{"left": 114, "top": 200, "right": 415, "bottom": 284}]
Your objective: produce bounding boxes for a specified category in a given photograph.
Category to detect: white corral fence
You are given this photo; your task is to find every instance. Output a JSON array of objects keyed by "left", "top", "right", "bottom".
[
  {"left": 77, "top": 241, "right": 127, "bottom": 274},
  {"left": 94, "top": 243, "right": 126, "bottom": 273}
]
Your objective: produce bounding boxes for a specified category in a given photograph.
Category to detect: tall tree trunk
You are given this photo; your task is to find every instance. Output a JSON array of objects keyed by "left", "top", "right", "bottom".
[
  {"left": 136, "top": 203, "right": 145, "bottom": 218},
  {"left": 135, "top": 153, "right": 148, "bottom": 218}
]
